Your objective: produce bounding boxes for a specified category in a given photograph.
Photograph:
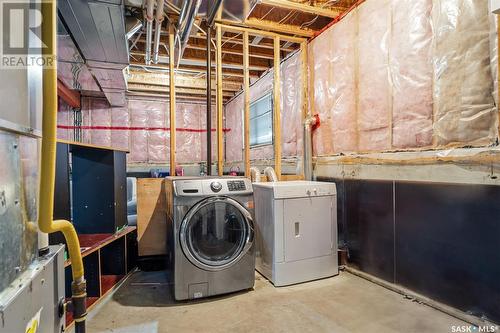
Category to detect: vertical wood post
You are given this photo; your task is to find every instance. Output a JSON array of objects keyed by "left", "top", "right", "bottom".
[
  {"left": 243, "top": 31, "right": 251, "bottom": 177},
  {"left": 273, "top": 35, "right": 282, "bottom": 180},
  {"left": 169, "top": 24, "right": 176, "bottom": 174},
  {"left": 217, "top": 25, "right": 224, "bottom": 175}
]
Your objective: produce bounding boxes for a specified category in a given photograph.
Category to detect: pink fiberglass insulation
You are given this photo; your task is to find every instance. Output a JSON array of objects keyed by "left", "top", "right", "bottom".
[
  {"left": 146, "top": 100, "right": 168, "bottom": 163},
  {"left": 224, "top": 51, "right": 304, "bottom": 162},
  {"left": 225, "top": 94, "right": 244, "bottom": 163},
  {"left": 111, "top": 106, "right": 130, "bottom": 151},
  {"left": 357, "top": 0, "right": 391, "bottom": 152},
  {"left": 390, "top": 0, "right": 433, "bottom": 148},
  {"left": 200, "top": 105, "right": 218, "bottom": 165},
  {"left": 80, "top": 100, "right": 91, "bottom": 144},
  {"left": 281, "top": 52, "right": 303, "bottom": 157},
  {"left": 310, "top": 28, "right": 335, "bottom": 156},
  {"left": 177, "top": 103, "right": 203, "bottom": 164},
  {"left": 128, "top": 99, "right": 150, "bottom": 163},
  {"left": 432, "top": 0, "right": 498, "bottom": 146},
  {"left": 330, "top": 10, "right": 357, "bottom": 153},
  {"left": 87, "top": 98, "right": 112, "bottom": 147},
  {"left": 57, "top": 98, "right": 71, "bottom": 140}
]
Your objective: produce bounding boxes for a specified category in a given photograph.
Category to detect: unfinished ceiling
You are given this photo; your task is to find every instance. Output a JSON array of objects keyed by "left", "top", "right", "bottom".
[{"left": 126, "top": 0, "right": 358, "bottom": 103}]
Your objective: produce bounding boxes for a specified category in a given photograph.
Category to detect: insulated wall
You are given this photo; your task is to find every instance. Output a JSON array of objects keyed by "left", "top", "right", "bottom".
[
  {"left": 57, "top": 97, "right": 214, "bottom": 165},
  {"left": 432, "top": 0, "right": 498, "bottom": 145},
  {"left": 225, "top": 52, "right": 303, "bottom": 163},
  {"left": 309, "top": 0, "right": 498, "bottom": 155}
]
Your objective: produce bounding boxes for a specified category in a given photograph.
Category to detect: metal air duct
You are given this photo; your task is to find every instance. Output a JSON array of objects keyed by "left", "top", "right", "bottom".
[{"left": 152, "top": 0, "right": 165, "bottom": 63}]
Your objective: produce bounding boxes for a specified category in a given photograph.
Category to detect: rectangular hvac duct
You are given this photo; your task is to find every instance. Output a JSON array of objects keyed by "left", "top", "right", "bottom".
[
  {"left": 58, "top": 0, "right": 129, "bottom": 106},
  {"left": 58, "top": 0, "right": 129, "bottom": 64}
]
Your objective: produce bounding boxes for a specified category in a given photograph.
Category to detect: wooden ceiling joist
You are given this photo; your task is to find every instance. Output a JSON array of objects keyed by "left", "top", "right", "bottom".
[
  {"left": 216, "top": 21, "right": 308, "bottom": 42},
  {"left": 127, "top": 71, "right": 242, "bottom": 92},
  {"left": 186, "top": 43, "right": 275, "bottom": 60},
  {"left": 259, "top": 0, "right": 342, "bottom": 18},
  {"left": 190, "top": 34, "right": 295, "bottom": 52},
  {"left": 129, "top": 55, "right": 269, "bottom": 72},
  {"left": 128, "top": 83, "right": 234, "bottom": 98},
  {"left": 129, "top": 62, "right": 261, "bottom": 79},
  {"left": 127, "top": 91, "right": 230, "bottom": 104}
]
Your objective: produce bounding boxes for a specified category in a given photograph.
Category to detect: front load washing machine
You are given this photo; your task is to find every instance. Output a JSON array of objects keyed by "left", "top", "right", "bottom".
[{"left": 165, "top": 177, "right": 255, "bottom": 300}]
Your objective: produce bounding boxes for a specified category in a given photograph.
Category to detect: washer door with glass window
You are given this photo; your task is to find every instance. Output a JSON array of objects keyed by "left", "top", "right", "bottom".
[{"left": 179, "top": 196, "right": 254, "bottom": 271}]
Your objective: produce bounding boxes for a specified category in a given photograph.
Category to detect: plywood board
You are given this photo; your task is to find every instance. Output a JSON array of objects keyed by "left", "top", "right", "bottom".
[{"left": 137, "top": 178, "right": 167, "bottom": 256}]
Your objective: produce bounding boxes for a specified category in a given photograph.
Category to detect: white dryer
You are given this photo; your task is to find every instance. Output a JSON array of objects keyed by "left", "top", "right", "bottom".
[{"left": 253, "top": 181, "right": 338, "bottom": 286}]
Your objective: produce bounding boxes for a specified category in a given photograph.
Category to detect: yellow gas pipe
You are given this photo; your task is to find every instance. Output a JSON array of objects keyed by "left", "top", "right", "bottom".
[{"left": 40, "top": 1, "right": 87, "bottom": 331}]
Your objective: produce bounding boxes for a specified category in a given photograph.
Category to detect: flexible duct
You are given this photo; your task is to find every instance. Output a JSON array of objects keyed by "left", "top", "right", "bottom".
[
  {"left": 41, "top": 1, "right": 86, "bottom": 332},
  {"left": 264, "top": 167, "right": 278, "bottom": 182},
  {"left": 145, "top": 0, "right": 155, "bottom": 64},
  {"left": 152, "top": 0, "right": 165, "bottom": 64},
  {"left": 250, "top": 167, "right": 261, "bottom": 183},
  {"left": 303, "top": 115, "right": 318, "bottom": 181}
]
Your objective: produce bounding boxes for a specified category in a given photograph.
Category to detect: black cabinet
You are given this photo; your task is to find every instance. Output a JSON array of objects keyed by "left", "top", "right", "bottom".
[
  {"left": 71, "top": 147, "right": 127, "bottom": 233},
  {"left": 52, "top": 140, "right": 128, "bottom": 238}
]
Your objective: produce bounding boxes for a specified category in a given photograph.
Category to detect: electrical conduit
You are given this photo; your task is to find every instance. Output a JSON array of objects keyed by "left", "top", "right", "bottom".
[{"left": 40, "top": 1, "right": 87, "bottom": 332}]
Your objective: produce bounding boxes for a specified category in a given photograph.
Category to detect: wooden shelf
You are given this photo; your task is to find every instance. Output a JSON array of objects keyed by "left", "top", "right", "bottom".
[
  {"left": 65, "top": 226, "right": 136, "bottom": 267},
  {"left": 64, "top": 229, "right": 137, "bottom": 329},
  {"left": 57, "top": 139, "right": 129, "bottom": 153},
  {"left": 65, "top": 272, "right": 131, "bottom": 329},
  {"left": 101, "top": 274, "right": 125, "bottom": 295},
  {"left": 54, "top": 134, "right": 137, "bottom": 330}
]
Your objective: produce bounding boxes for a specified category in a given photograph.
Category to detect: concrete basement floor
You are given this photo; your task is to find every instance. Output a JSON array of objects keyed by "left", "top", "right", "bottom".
[{"left": 83, "top": 270, "right": 467, "bottom": 333}]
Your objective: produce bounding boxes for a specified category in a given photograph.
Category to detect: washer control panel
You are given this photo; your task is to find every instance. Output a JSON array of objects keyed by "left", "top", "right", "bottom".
[
  {"left": 174, "top": 177, "right": 253, "bottom": 196},
  {"left": 228, "top": 180, "right": 246, "bottom": 192}
]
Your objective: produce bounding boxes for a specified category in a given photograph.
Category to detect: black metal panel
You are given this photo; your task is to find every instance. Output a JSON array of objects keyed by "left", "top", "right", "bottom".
[
  {"left": 126, "top": 231, "right": 138, "bottom": 273},
  {"left": 395, "top": 182, "right": 500, "bottom": 323},
  {"left": 101, "top": 238, "right": 125, "bottom": 276},
  {"left": 71, "top": 147, "right": 115, "bottom": 233},
  {"left": 345, "top": 180, "right": 395, "bottom": 282},
  {"left": 51, "top": 143, "right": 71, "bottom": 245},
  {"left": 316, "top": 177, "right": 346, "bottom": 247},
  {"left": 84, "top": 251, "right": 101, "bottom": 297},
  {"left": 113, "top": 151, "right": 127, "bottom": 231},
  {"left": 64, "top": 251, "right": 100, "bottom": 298}
]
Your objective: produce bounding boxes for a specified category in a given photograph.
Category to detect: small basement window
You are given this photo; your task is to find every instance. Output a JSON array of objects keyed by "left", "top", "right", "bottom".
[{"left": 249, "top": 93, "right": 273, "bottom": 147}]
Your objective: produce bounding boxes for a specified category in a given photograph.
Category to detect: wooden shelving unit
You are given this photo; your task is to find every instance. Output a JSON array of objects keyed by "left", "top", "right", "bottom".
[
  {"left": 64, "top": 226, "right": 137, "bottom": 328},
  {"left": 52, "top": 140, "right": 137, "bottom": 329}
]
